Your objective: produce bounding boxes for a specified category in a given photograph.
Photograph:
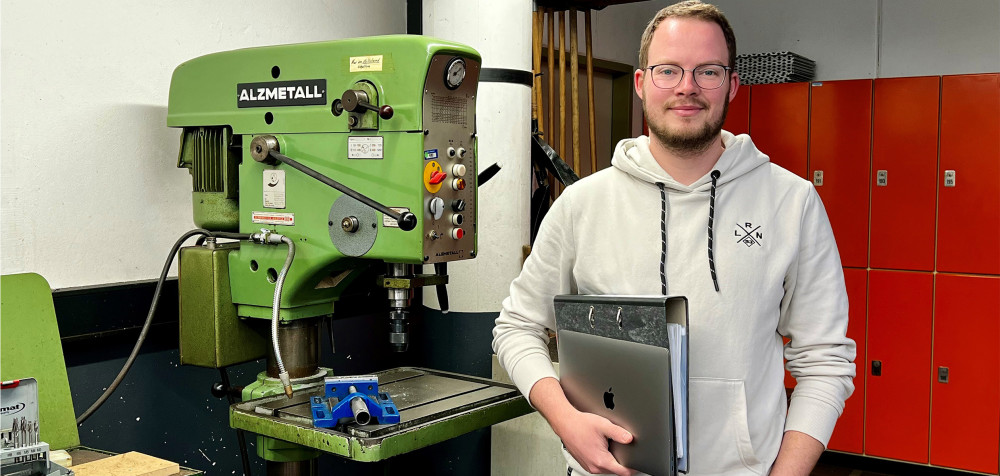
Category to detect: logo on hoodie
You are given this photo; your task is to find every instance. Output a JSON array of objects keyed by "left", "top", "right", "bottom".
[{"left": 735, "top": 222, "right": 763, "bottom": 247}]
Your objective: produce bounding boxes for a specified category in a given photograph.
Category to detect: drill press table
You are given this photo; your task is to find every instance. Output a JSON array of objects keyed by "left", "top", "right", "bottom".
[{"left": 230, "top": 367, "right": 531, "bottom": 462}]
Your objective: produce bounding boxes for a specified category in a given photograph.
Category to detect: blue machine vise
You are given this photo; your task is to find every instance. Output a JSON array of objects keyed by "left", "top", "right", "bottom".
[{"left": 310, "top": 375, "right": 400, "bottom": 428}]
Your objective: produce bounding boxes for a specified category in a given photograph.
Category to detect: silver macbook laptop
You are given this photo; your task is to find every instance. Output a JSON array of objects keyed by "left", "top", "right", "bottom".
[{"left": 558, "top": 329, "right": 676, "bottom": 476}]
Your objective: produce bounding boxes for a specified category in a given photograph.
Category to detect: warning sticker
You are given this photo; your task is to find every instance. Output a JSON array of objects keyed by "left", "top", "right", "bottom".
[
  {"left": 252, "top": 211, "right": 294, "bottom": 226},
  {"left": 350, "top": 55, "right": 383, "bottom": 72},
  {"left": 348, "top": 136, "right": 384, "bottom": 159},
  {"left": 382, "top": 207, "right": 410, "bottom": 228},
  {"left": 263, "top": 170, "right": 286, "bottom": 208}
]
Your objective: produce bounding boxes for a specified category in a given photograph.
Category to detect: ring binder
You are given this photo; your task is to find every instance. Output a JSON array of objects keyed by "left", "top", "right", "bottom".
[{"left": 554, "top": 295, "right": 689, "bottom": 475}]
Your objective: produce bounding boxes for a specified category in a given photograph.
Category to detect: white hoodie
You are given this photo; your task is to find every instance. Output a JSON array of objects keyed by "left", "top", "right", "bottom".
[{"left": 493, "top": 132, "right": 856, "bottom": 476}]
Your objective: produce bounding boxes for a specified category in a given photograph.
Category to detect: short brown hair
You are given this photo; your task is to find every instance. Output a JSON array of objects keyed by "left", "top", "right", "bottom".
[{"left": 638, "top": 1, "right": 737, "bottom": 69}]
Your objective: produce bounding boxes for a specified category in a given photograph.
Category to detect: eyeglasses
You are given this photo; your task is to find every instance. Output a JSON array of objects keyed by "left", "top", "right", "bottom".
[{"left": 645, "top": 64, "right": 731, "bottom": 90}]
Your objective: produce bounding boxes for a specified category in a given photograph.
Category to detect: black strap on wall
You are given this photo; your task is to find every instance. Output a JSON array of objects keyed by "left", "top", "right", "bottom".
[
  {"left": 407, "top": 0, "right": 421, "bottom": 34},
  {"left": 480, "top": 68, "right": 534, "bottom": 87}
]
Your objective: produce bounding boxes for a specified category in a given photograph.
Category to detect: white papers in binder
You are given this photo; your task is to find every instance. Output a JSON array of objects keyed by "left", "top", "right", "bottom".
[{"left": 668, "top": 322, "right": 689, "bottom": 473}]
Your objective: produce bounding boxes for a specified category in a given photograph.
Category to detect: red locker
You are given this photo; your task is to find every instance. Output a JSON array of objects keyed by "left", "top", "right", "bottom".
[
  {"left": 870, "top": 77, "right": 939, "bottom": 271},
  {"left": 930, "top": 274, "right": 1000, "bottom": 474},
  {"left": 809, "top": 80, "right": 872, "bottom": 269},
  {"left": 749, "top": 82, "right": 809, "bottom": 179},
  {"left": 722, "top": 83, "right": 750, "bottom": 136},
  {"left": 938, "top": 73, "right": 1000, "bottom": 274},
  {"left": 865, "top": 270, "right": 932, "bottom": 463},
  {"left": 827, "top": 267, "right": 867, "bottom": 454}
]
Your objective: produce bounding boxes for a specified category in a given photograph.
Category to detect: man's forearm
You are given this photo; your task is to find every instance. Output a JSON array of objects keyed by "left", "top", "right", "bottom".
[
  {"left": 529, "top": 377, "right": 577, "bottom": 432},
  {"left": 769, "top": 430, "right": 824, "bottom": 476}
]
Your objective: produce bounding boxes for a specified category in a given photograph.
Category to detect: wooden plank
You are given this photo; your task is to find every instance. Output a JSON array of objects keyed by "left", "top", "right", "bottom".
[
  {"left": 585, "top": 9, "right": 597, "bottom": 175},
  {"left": 570, "top": 8, "right": 580, "bottom": 174},
  {"left": 558, "top": 10, "right": 567, "bottom": 156},
  {"left": 70, "top": 451, "right": 180, "bottom": 476},
  {"left": 547, "top": 8, "right": 555, "bottom": 140}
]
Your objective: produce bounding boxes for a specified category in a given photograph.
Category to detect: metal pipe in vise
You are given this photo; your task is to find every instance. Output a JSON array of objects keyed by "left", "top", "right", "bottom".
[{"left": 348, "top": 386, "right": 371, "bottom": 425}]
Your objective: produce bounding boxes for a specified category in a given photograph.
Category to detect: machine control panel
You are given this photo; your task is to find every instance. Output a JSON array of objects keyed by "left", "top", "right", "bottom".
[{"left": 421, "top": 53, "right": 480, "bottom": 262}]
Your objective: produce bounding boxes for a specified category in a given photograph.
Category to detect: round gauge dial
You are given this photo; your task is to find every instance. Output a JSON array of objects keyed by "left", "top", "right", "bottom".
[{"left": 444, "top": 57, "right": 466, "bottom": 90}]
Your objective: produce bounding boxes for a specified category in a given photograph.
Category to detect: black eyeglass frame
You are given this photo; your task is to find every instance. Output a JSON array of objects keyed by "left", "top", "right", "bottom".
[{"left": 644, "top": 63, "right": 733, "bottom": 90}]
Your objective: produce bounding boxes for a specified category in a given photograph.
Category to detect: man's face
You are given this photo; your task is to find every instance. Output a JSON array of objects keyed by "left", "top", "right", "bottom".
[{"left": 635, "top": 18, "right": 740, "bottom": 154}]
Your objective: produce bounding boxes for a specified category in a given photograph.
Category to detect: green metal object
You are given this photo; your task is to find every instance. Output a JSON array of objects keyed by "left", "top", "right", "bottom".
[
  {"left": 167, "top": 35, "right": 482, "bottom": 322},
  {"left": 177, "top": 127, "right": 240, "bottom": 231},
  {"left": 256, "top": 435, "right": 319, "bottom": 463},
  {"left": 0, "top": 273, "right": 81, "bottom": 450},
  {"left": 241, "top": 369, "right": 332, "bottom": 462},
  {"left": 178, "top": 243, "right": 269, "bottom": 367},
  {"left": 231, "top": 368, "right": 533, "bottom": 462},
  {"left": 241, "top": 370, "right": 330, "bottom": 401},
  {"left": 167, "top": 35, "right": 497, "bottom": 465},
  {"left": 191, "top": 191, "right": 240, "bottom": 232}
]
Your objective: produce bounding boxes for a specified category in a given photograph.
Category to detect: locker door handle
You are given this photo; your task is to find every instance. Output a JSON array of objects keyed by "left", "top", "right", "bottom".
[
  {"left": 938, "top": 366, "right": 949, "bottom": 383},
  {"left": 871, "top": 360, "right": 882, "bottom": 376}
]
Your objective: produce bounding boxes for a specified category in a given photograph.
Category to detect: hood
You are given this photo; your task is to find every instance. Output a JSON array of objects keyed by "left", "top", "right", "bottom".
[
  {"left": 610, "top": 131, "right": 769, "bottom": 294},
  {"left": 611, "top": 131, "right": 770, "bottom": 191}
]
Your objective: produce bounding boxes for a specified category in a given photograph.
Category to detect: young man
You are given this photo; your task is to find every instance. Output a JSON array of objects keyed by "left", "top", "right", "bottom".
[{"left": 492, "top": 2, "right": 856, "bottom": 475}]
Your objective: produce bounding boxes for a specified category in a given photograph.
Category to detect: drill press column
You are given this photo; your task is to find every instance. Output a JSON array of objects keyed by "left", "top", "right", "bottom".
[{"left": 265, "top": 319, "right": 320, "bottom": 379}]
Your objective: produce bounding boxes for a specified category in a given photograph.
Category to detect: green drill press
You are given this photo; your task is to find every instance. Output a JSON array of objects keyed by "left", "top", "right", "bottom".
[{"left": 167, "top": 35, "right": 529, "bottom": 473}]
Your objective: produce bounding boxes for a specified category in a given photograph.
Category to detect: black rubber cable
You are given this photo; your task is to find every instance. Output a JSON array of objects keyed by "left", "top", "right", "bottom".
[
  {"left": 219, "top": 367, "right": 253, "bottom": 476},
  {"left": 75, "top": 229, "right": 251, "bottom": 425}
]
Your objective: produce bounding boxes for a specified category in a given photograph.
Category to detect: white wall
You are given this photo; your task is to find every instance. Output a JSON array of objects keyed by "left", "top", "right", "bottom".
[
  {"left": 0, "top": 1, "right": 406, "bottom": 289},
  {"left": 878, "top": 0, "right": 1000, "bottom": 78}
]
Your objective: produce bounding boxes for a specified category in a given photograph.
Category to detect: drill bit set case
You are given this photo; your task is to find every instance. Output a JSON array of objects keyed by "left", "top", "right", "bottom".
[{"left": 1, "top": 378, "right": 71, "bottom": 475}]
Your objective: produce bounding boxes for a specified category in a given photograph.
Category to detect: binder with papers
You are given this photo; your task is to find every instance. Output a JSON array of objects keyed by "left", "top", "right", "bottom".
[{"left": 554, "top": 295, "right": 689, "bottom": 475}]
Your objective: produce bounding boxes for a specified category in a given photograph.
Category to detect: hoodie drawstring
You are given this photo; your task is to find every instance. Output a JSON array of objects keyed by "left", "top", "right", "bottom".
[
  {"left": 708, "top": 170, "right": 721, "bottom": 292},
  {"left": 657, "top": 182, "right": 668, "bottom": 295}
]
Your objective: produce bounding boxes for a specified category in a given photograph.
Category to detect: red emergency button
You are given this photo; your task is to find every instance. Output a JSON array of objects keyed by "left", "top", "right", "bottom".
[
  {"left": 429, "top": 171, "right": 447, "bottom": 184},
  {"left": 451, "top": 228, "right": 464, "bottom": 240}
]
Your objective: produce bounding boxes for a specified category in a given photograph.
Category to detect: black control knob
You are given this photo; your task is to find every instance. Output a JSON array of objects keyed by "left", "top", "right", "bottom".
[
  {"left": 398, "top": 212, "right": 417, "bottom": 231},
  {"left": 451, "top": 199, "right": 466, "bottom": 212}
]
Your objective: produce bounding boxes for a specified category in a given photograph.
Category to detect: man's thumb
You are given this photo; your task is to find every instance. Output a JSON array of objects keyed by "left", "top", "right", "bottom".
[{"left": 606, "top": 423, "right": 633, "bottom": 444}]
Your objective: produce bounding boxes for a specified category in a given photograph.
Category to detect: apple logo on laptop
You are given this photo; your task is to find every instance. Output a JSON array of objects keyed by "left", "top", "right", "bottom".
[{"left": 603, "top": 387, "right": 615, "bottom": 410}]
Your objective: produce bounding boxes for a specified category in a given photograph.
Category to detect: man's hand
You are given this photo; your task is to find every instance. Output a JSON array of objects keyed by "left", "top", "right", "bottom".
[
  {"left": 555, "top": 410, "right": 636, "bottom": 476},
  {"left": 529, "top": 377, "right": 636, "bottom": 476}
]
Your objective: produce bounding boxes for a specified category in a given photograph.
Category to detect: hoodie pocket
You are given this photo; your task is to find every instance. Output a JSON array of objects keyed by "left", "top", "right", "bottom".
[{"left": 689, "top": 377, "right": 762, "bottom": 475}]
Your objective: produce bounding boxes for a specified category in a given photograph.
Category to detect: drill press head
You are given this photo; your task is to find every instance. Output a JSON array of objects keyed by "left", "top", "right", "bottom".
[{"left": 168, "top": 36, "right": 482, "bottom": 359}]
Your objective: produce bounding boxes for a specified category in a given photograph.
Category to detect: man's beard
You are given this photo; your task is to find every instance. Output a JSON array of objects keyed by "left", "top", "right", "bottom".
[{"left": 644, "top": 88, "right": 729, "bottom": 155}]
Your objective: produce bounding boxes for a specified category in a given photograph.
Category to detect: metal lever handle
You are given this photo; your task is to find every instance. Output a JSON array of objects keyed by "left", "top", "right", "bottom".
[
  {"left": 250, "top": 136, "right": 416, "bottom": 231},
  {"left": 341, "top": 90, "right": 394, "bottom": 119}
]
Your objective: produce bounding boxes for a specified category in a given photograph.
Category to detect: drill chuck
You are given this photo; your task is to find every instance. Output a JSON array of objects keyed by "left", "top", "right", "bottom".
[{"left": 389, "top": 309, "right": 409, "bottom": 352}]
